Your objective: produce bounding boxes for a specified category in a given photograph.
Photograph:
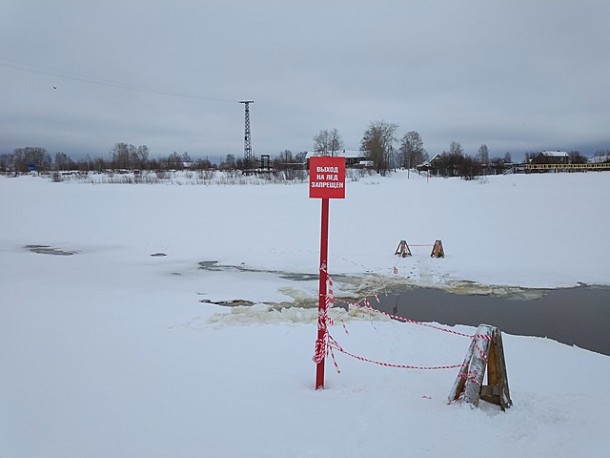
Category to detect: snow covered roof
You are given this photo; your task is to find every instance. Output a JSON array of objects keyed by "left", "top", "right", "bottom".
[
  {"left": 541, "top": 151, "right": 569, "bottom": 157},
  {"left": 420, "top": 153, "right": 441, "bottom": 166},
  {"left": 305, "top": 150, "right": 365, "bottom": 159}
]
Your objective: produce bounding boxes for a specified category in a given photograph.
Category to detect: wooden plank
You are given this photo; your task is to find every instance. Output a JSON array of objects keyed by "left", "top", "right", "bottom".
[
  {"left": 495, "top": 330, "right": 513, "bottom": 410},
  {"left": 464, "top": 325, "right": 493, "bottom": 407},
  {"left": 479, "top": 385, "right": 499, "bottom": 402},
  {"left": 486, "top": 330, "right": 499, "bottom": 387},
  {"left": 479, "top": 329, "right": 513, "bottom": 410},
  {"left": 448, "top": 339, "right": 475, "bottom": 402}
]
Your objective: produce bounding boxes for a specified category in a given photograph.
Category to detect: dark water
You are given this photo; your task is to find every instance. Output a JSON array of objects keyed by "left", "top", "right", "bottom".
[{"left": 374, "top": 286, "right": 610, "bottom": 356}]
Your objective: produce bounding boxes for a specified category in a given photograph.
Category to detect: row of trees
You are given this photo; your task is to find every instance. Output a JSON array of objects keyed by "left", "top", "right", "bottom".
[
  {"left": 313, "top": 122, "right": 428, "bottom": 175},
  {"left": 357, "top": 121, "right": 515, "bottom": 177},
  {"left": 3, "top": 132, "right": 608, "bottom": 176},
  {"left": 427, "top": 142, "right": 504, "bottom": 179},
  {"left": 2, "top": 147, "right": 54, "bottom": 173},
  {"left": 320, "top": 122, "right": 606, "bottom": 179},
  {"left": 0, "top": 143, "right": 312, "bottom": 174},
  {"left": 0, "top": 144, "right": 219, "bottom": 174}
]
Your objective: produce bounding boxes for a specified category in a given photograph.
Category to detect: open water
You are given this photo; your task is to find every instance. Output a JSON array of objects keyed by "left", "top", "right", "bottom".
[{"left": 374, "top": 285, "right": 610, "bottom": 356}]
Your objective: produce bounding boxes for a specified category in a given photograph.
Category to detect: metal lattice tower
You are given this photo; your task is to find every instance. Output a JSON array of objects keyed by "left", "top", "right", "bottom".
[{"left": 239, "top": 100, "right": 254, "bottom": 167}]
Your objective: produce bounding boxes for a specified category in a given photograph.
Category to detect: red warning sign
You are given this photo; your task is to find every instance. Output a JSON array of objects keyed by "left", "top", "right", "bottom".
[{"left": 309, "top": 156, "right": 346, "bottom": 199}]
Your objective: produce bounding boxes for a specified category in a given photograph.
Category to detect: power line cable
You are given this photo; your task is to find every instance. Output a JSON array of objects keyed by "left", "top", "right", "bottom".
[{"left": 0, "top": 55, "right": 239, "bottom": 103}]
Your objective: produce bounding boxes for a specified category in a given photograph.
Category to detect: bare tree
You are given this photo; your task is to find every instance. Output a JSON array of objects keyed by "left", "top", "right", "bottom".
[
  {"left": 313, "top": 128, "right": 343, "bottom": 155},
  {"left": 166, "top": 152, "right": 184, "bottom": 170},
  {"left": 477, "top": 144, "right": 490, "bottom": 174},
  {"left": 477, "top": 144, "right": 489, "bottom": 165},
  {"left": 294, "top": 151, "right": 307, "bottom": 164},
  {"left": 0, "top": 153, "right": 11, "bottom": 172},
  {"left": 449, "top": 141, "right": 464, "bottom": 157},
  {"left": 399, "top": 131, "right": 427, "bottom": 169},
  {"left": 54, "top": 152, "right": 74, "bottom": 171},
  {"left": 433, "top": 142, "right": 475, "bottom": 178},
  {"left": 220, "top": 154, "right": 237, "bottom": 170},
  {"left": 360, "top": 121, "right": 398, "bottom": 175},
  {"left": 135, "top": 145, "right": 149, "bottom": 169},
  {"left": 328, "top": 128, "right": 342, "bottom": 155},
  {"left": 270, "top": 150, "right": 293, "bottom": 170},
  {"left": 110, "top": 143, "right": 150, "bottom": 169},
  {"left": 568, "top": 151, "right": 587, "bottom": 164},
  {"left": 13, "top": 147, "right": 52, "bottom": 172},
  {"left": 111, "top": 143, "right": 133, "bottom": 169}
]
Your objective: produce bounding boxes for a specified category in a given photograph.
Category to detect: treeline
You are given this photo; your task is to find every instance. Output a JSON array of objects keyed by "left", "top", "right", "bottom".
[
  {"left": 3, "top": 128, "right": 609, "bottom": 178},
  {"left": 314, "top": 122, "right": 497, "bottom": 179},
  {"left": 0, "top": 143, "right": 312, "bottom": 174},
  {"left": 350, "top": 121, "right": 607, "bottom": 179},
  {"left": 316, "top": 122, "right": 510, "bottom": 179},
  {"left": 425, "top": 142, "right": 512, "bottom": 179},
  {"left": 0, "top": 144, "right": 217, "bottom": 174}
]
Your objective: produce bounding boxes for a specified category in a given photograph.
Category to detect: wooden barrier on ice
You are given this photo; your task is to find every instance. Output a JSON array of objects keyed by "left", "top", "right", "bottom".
[
  {"left": 394, "top": 239, "right": 445, "bottom": 258},
  {"left": 430, "top": 240, "right": 444, "bottom": 258},
  {"left": 394, "top": 240, "right": 412, "bottom": 257},
  {"left": 448, "top": 324, "right": 512, "bottom": 411}
]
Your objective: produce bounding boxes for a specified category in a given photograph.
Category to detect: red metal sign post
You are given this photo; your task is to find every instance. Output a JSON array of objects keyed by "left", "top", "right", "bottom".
[
  {"left": 309, "top": 156, "right": 346, "bottom": 390},
  {"left": 315, "top": 197, "right": 329, "bottom": 389}
]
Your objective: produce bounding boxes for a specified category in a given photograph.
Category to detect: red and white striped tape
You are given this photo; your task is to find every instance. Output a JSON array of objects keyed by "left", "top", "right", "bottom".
[
  {"left": 313, "top": 275, "right": 490, "bottom": 373},
  {"left": 312, "top": 275, "right": 335, "bottom": 365},
  {"left": 344, "top": 298, "right": 493, "bottom": 345},
  {"left": 329, "top": 335, "right": 464, "bottom": 370}
]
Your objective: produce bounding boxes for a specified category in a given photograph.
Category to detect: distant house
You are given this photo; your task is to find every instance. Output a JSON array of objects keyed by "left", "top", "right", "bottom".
[
  {"left": 417, "top": 154, "right": 441, "bottom": 171},
  {"left": 305, "top": 150, "right": 368, "bottom": 168},
  {"left": 416, "top": 154, "right": 456, "bottom": 176},
  {"left": 530, "top": 151, "right": 569, "bottom": 164}
]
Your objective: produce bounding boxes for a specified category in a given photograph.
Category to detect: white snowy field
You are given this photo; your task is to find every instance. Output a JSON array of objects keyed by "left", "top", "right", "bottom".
[{"left": 1, "top": 171, "right": 609, "bottom": 457}]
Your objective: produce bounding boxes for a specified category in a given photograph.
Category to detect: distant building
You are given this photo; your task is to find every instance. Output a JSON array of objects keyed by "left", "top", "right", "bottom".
[
  {"left": 530, "top": 151, "right": 569, "bottom": 164},
  {"left": 417, "top": 154, "right": 441, "bottom": 170},
  {"left": 305, "top": 150, "right": 368, "bottom": 168}
]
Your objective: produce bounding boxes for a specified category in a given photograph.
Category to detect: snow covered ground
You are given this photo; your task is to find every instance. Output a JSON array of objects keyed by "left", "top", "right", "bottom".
[{"left": 1, "top": 171, "right": 609, "bottom": 457}]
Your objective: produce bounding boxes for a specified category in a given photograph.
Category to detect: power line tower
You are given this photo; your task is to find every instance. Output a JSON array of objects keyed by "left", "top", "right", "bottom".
[{"left": 239, "top": 100, "right": 254, "bottom": 168}]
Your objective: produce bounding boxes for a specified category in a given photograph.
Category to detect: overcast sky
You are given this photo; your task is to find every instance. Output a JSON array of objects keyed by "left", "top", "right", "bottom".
[{"left": 1, "top": 0, "right": 609, "bottom": 161}]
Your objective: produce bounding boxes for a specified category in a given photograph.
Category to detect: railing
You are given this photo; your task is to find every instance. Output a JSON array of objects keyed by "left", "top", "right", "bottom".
[{"left": 523, "top": 162, "right": 610, "bottom": 172}]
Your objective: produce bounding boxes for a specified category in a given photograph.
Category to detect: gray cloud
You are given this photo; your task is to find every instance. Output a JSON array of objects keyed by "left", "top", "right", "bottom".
[{"left": 1, "top": 0, "right": 609, "bottom": 160}]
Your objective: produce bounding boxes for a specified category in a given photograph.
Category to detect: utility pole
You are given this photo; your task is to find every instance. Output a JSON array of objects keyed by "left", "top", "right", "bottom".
[{"left": 239, "top": 100, "right": 254, "bottom": 168}]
